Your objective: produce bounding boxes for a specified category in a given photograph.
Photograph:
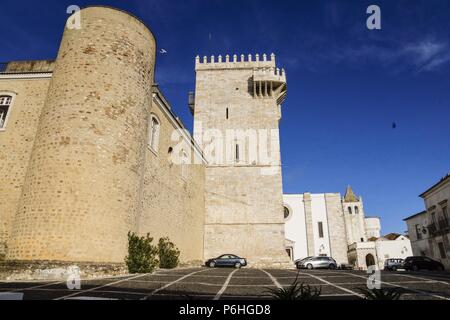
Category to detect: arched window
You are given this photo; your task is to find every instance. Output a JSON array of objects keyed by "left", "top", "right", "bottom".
[
  {"left": 348, "top": 206, "right": 352, "bottom": 214},
  {"left": 355, "top": 206, "right": 359, "bottom": 214},
  {"left": 284, "top": 206, "right": 290, "bottom": 220},
  {"left": 0, "top": 95, "right": 13, "bottom": 129},
  {"left": 148, "top": 114, "right": 160, "bottom": 152}
]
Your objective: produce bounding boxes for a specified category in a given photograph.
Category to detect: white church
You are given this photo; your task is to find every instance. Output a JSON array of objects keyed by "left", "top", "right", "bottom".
[{"left": 283, "top": 186, "right": 412, "bottom": 270}]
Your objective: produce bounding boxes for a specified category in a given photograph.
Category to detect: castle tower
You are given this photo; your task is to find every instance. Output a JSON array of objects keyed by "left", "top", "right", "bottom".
[
  {"left": 7, "top": 7, "right": 156, "bottom": 263},
  {"left": 192, "top": 54, "right": 290, "bottom": 266},
  {"left": 342, "top": 186, "right": 368, "bottom": 244}
]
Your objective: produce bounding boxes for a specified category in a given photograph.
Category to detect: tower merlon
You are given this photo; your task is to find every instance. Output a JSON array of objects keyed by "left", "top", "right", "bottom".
[
  {"left": 192, "top": 53, "right": 287, "bottom": 109},
  {"left": 253, "top": 67, "right": 286, "bottom": 83},
  {"left": 195, "top": 53, "right": 277, "bottom": 70}
]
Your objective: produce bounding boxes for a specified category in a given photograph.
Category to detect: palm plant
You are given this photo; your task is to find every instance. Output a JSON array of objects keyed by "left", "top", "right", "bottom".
[
  {"left": 265, "top": 272, "right": 321, "bottom": 300},
  {"left": 358, "top": 287, "right": 404, "bottom": 300}
]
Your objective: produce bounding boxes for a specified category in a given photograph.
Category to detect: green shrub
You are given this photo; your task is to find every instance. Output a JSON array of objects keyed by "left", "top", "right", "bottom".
[
  {"left": 125, "top": 232, "right": 159, "bottom": 274},
  {"left": 158, "top": 237, "right": 180, "bottom": 269}
]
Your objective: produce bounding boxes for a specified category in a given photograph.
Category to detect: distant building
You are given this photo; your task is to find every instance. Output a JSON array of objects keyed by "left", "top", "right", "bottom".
[
  {"left": 348, "top": 233, "right": 412, "bottom": 270},
  {"left": 284, "top": 186, "right": 412, "bottom": 269},
  {"left": 404, "top": 174, "right": 450, "bottom": 269},
  {"left": 365, "top": 217, "right": 382, "bottom": 238}
]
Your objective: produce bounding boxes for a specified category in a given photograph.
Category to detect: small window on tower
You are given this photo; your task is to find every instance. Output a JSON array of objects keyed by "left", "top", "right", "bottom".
[
  {"left": 235, "top": 144, "right": 240, "bottom": 162},
  {"left": 348, "top": 207, "right": 352, "bottom": 214},
  {"left": 0, "top": 95, "right": 13, "bottom": 129},
  {"left": 318, "top": 222, "right": 324, "bottom": 238},
  {"left": 355, "top": 206, "right": 359, "bottom": 214},
  {"left": 226, "top": 108, "right": 229, "bottom": 119}
]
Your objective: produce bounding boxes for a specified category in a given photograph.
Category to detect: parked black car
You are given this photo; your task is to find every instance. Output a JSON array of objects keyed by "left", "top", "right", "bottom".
[
  {"left": 404, "top": 256, "right": 445, "bottom": 271},
  {"left": 205, "top": 254, "right": 247, "bottom": 268},
  {"left": 384, "top": 258, "right": 405, "bottom": 271}
]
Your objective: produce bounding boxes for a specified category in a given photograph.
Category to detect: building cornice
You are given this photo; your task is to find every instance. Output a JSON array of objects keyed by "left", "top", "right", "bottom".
[
  {"left": 403, "top": 210, "right": 427, "bottom": 221},
  {"left": 419, "top": 174, "right": 450, "bottom": 198},
  {"left": 151, "top": 87, "right": 207, "bottom": 164},
  {"left": 0, "top": 72, "right": 52, "bottom": 80}
]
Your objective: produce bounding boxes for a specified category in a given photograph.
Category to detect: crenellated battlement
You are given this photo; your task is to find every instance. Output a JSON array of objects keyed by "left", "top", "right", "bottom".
[
  {"left": 253, "top": 66, "right": 286, "bottom": 83},
  {"left": 195, "top": 53, "right": 278, "bottom": 70}
]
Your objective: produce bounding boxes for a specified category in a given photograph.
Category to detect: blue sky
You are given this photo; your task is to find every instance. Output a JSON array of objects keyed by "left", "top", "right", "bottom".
[{"left": 1, "top": 0, "right": 449, "bottom": 234}]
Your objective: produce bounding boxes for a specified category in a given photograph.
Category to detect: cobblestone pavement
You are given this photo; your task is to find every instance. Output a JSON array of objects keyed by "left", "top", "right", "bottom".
[{"left": 0, "top": 268, "right": 449, "bottom": 300}]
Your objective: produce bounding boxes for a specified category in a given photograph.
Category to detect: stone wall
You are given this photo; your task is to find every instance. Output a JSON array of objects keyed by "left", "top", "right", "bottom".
[
  {"left": 325, "top": 193, "right": 349, "bottom": 264},
  {"left": 1, "top": 7, "right": 207, "bottom": 266},
  {"left": 303, "top": 193, "right": 315, "bottom": 256},
  {"left": 0, "top": 77, "right": 51, "bottom": 256},
  {"left": 7, "top": 7, "right": 156, "bottom": 263},
  {"left": 138, "top": 88, "right": 206, "bottom": 263},
  {"left": 4, "top": 61, "right": 55, "bottom": 73}
]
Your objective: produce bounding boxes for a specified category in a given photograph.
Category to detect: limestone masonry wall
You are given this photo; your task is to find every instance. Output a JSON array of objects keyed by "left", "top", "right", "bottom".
[
  {"left": 139, "top": 89, "right": 206, "bottom": 263},
  {"left": 0, "top": 78, "right": 51, "bottom": 256},
  {"left": 324, "top": 193, "right": 349, "bottom": 264},
  {"left": 1, "top": 6, "right": 207, "bottom": 266},
  {"left": 7, "top": 7, "right": 156, "bottom": 263},
  {"left": 194, "top": 55, "right": 290, "bottom": 265}
]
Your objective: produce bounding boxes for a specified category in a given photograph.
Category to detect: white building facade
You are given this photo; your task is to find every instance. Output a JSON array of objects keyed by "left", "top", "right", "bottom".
[
  {"left": 284, "top": 186, "right": 412, "bottom": 270},
  {"left": 404, "top": 174, "right": 450, "bottom": 269}
]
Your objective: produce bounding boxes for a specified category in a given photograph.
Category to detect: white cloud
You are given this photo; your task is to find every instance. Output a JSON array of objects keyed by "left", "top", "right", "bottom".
[{"left": 290, "top": 38, "right": 450, "bottom": 74}]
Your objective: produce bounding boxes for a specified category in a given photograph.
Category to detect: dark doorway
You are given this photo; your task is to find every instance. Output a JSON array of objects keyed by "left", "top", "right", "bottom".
[{"left": 365, "top": 253, "right": 376, "bottom": 267}]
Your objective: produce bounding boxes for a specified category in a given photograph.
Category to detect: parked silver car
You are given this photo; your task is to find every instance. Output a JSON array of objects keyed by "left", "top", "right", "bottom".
[
  {"left": 295, "top": 256, "right": 338, "bottom": 270},
  {"left": 384, "top": 258, "right": 404, "bottom": 271}
]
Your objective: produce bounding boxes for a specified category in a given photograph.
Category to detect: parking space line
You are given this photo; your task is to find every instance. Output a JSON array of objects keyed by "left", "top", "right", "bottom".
[
  {"left": 143, "top": 268, "right": 209, "bottom": 299},
  {"left": 147, "top": 274, "right": 297, "bottom": 279},
  {"left": 4, "top": 281, "right": 65, "bottom": 293},
  {"left": 128, "top": 279, "right": 277, "bottom": 287},
  {"left": 288, "top": 270, "right": 364, "bottom": 299},
  {"left": 320, "top": 293, "right": 356, "bottom": 297},
  {"left": 214, "top": 269, "right": 239, "bottom": 300},
  {"left": 152, "top": 293, "right": 269, "bottom": 299},
  {"left": 394, "top": 273, "right": 449, "bottom": 285},
  {"left": 341, "top": 272, "right": 450, "bottom": 300},
  {"left": 54, "top": 273, "right": 150, "bottom": 300},
  {"left": 260, "top": 269, "right": 282, "bottom": 289},
  {"left": 1, "top": 287, "right": 149, "bottom": 297}
]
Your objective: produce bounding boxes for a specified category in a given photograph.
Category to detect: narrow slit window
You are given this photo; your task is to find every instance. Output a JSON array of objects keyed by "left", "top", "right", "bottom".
[
  {"left": 0, "top": 95, "right": 12, "bottom": 129},
  {"left": 226, "top": 108, "right": 229, "bottom": 119},
  {"left": 235, "top": 144, "right": 240, "bottom": 162},
  {"left": 318, "top": 222, "right": 324, "bottom": 238}
]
